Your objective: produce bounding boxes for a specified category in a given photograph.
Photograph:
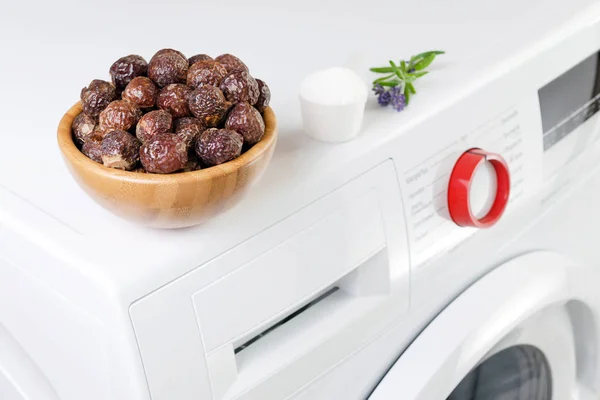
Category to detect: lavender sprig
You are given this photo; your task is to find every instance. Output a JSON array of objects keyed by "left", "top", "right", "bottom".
[{"left": 370, "top": 50, "right": 444, "bottom": 112}]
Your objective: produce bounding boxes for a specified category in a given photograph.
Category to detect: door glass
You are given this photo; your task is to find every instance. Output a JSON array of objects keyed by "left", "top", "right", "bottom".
[{"left": 447, "top": 345, "right": 552, "bottom": 400}]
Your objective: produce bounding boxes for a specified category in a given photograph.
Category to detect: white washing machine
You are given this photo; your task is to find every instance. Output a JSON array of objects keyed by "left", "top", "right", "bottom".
[{"left": 2, "top": 0, "right": 600, "bottom": 399}]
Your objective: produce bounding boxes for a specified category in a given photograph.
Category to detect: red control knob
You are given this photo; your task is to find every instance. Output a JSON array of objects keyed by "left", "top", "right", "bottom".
[{"left": 447, "top": 148, "right": 510, "bottom": 228}]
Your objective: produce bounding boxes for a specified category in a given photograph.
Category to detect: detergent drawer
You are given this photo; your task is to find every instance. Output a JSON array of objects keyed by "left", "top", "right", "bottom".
[{"left": 130, "top": 159, "right": 409, "bottom": 400}]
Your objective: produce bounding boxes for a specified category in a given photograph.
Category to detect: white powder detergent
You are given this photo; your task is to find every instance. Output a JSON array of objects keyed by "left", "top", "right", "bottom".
[{"left": 299, "top": 67, "right": 368, "bottom": 143}]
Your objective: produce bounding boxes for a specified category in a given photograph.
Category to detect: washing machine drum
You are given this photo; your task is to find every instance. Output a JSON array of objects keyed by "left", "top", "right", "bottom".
[
  {"left": 369, "top": 251, "right": 600, "bottom": 400},
  {"left": 447, "top": 345, "right": 551, "bottom": 399}
]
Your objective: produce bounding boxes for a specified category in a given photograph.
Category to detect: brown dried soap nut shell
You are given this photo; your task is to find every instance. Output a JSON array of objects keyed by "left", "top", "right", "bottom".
[
  {"left": 109, "top": 55, "right": 148, "bottom": 91},
  {"left": 254, "top": 79, "right": 271, "bottom": 112},
  {"left": 136, "top": 110, "right": 173, "bottom": 143},
  {"left": 154, "top": 48, "right": 187, "bottom": 60},
  {"left": 187, "top": 60, "right": 228, "bottom": 89},
  {"left": 101, "top": 130, "right": 141, "bottom": 170},
  {"left": 188, "top": 86, "right": 232, "bottom": 128},
  {"left": 225, "top": 102, "right": 265, "bottom": 146},
  {"left": 176, "top": 125, "right": 202, "bottom": 149},
  {"left": 140, "top": 134, "right": 188, "bottom": 174},
  {"left": 195, "top": 128, "right": 243, "bottom": 167},
  {"left": 220, "top": 70, "right": 259, "bottom": 105},
  {"left": 81, "top": 134, "right": 104, "bottom": 163},
  {"left": 92, "top": 124, "right": 107, "bottom": 138},
  {"left": 148, "top": 51, "right": 189, "bottom": 88},
  {"left": 214, "top": 54, "right": 248, "bottom": 73},
  {"left": 174, "top": 117, "right": 206, "bottom": 148},
  {"left": 188, "top": 54, "right": 213, "bottom": 65},
  {"left": 99, "top": 100, "right": 142, "bottom": 132},
  {"left": 173, "top": 117, "right": 205, "bottom": 133},
  {"left": 157, "top": 84, "right": 192, "bottom": 118},
  {"left": 122, "top": 77, "right": 158, "bottom": 109},
  {"left": 80, "top": 80, "right": 118, "bottom": 117},
  {"left": 72, "top": 113, "right": 97, "bottom": 146}
]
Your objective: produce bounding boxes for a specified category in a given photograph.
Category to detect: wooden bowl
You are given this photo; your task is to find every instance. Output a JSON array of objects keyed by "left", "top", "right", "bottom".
[{"left": 57, "top": 102, "right": 277, "bottom": 229}]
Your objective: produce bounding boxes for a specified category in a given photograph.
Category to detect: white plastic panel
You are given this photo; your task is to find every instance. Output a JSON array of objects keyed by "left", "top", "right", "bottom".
[
  {"left": 130, "top": 159, "right": 409, "bottom": 400},
  {"left": 223, "top": 252, "right": 396, "bottom": 400},
  {"left": 0, "top": 256, "right": 109, "bottom": 400},
  {"left": 193, "top": 191, "right": 386, "bottom": 353},
  {"left": 0, "top": 324, "right": 59, "bottom": 400}
]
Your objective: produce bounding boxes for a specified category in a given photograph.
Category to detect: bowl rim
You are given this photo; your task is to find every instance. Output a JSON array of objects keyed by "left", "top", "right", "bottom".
[{"left": 57, "top": 101, "right": 278, "bottom": 184}]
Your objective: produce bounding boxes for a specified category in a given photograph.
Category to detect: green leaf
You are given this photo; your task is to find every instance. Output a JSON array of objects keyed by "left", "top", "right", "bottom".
[
  {"left": 404, "top": 85, "right": 411, "bottom": 105},
  {"left": 407, "top": 82, "right": 416, "bottom": 94},
  {"left": 411, "top": 71, "right": 429, "bottom": 78},
  {"left": 369, "top": 67, "right": 394, "bottom": 73},
  {"left": 411, "top": 50, "right": 445, "bottom": 61},
  {"left": 409, "top": 50, "right": 444, "bottom": 70},
  {"left": 379, "top": 80, "right": 402, "bottom": 87},
  {"left": 389, "top": 61, "right": 405, "bottom": 80},
  {"left": 400, "top": 60, "right": 407, "bottom": 73},
  {"left": 373, "top": 74, "right": 395, "bottom": 84},
  {"left": 407, "top": 59, "right": 415, "bottom": 70},
  {"left": 414, "top": 54, "right": 437, "bottom": 71}
]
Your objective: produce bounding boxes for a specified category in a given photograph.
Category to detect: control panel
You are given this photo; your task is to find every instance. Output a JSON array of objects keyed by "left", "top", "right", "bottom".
[
  {"left": 393, "top": 27, "right": 600, "bottom": 269},
  {"left": 397, "top": 102, "right": 541, "bottom": 268}
]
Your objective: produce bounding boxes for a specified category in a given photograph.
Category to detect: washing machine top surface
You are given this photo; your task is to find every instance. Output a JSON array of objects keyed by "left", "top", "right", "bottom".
[{"left": 0, "top": 0, "right": 597, "bottom": 295}]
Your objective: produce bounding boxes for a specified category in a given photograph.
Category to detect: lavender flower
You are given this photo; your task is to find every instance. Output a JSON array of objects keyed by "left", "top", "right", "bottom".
[
  {"left": 378, "top": 90, "right": 391, "bottom": 106},
  {"left": 373, "top": 84, "right": 385, "bottom": 95},
  {"left": 389, "top": 86, "right": 402, "bottom": 98},
  {"left": 389, "top": 86, "right": 406, "bottom": 111},
  {"left": 375, "top": 85, "right": 405, "bottom": 110}
]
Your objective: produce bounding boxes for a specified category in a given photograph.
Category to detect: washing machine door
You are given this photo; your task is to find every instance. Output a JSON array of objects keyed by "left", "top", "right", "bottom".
[{"left": 368, "top": 251, "right": 600, "bottom": 400}]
